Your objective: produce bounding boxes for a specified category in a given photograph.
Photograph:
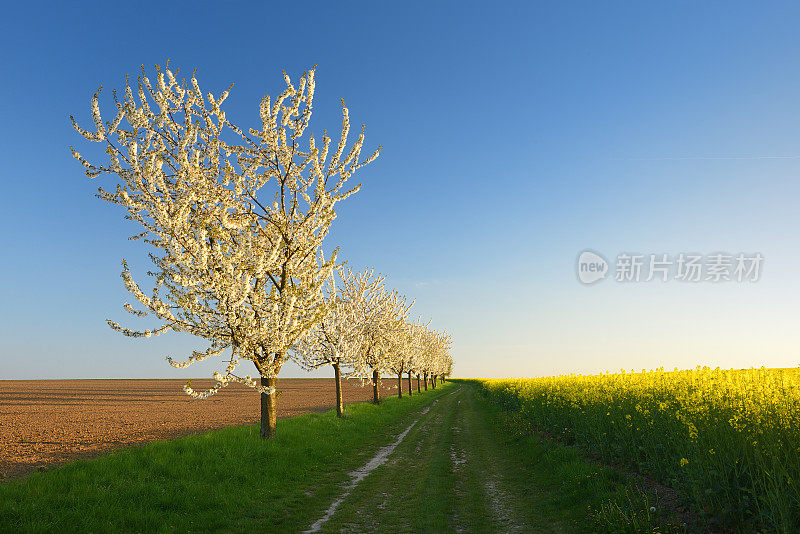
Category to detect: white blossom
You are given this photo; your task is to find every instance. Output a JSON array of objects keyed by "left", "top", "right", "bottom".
[{"left": 71, "top": 63, "right": 381, "bottom": 399}]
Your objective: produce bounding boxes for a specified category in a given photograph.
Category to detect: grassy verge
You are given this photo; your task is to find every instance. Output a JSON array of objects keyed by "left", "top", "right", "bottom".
[
  {"left": 0, "top": 383, "right": 452, "bottom": 533},
  {"left": 483, "top": 398, "right": 688, "bottom": 532},
  {"left": 477, "top": 369, "right": 800, "bottom": 533},
  {"left": 471, "top": 380, "right": 690, "bottom": 533}
]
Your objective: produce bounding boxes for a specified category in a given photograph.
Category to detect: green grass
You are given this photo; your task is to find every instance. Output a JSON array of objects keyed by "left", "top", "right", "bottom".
[
  {"left": 0, "top": 384, "right": 452, "bottom": 533},
  {"left": 0, "top": 381, "right": 690, "bottom": 533},
  {"left": 321, "top": 381, "right": 685, "bottom": 533}
]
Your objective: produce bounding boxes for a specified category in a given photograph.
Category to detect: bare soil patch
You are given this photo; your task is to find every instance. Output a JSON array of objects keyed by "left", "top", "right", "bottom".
[{"left": 0, "top": 378, "right": 397, "bottom": 480}]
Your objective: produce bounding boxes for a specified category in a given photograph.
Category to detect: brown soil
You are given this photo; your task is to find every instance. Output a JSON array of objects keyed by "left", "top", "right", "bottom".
[{"left": 0, "top": 377, "right": 398, "bottom": 480}]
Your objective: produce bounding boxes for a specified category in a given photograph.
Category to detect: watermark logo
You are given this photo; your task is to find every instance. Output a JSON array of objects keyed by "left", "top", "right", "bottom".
[
  {"left": 577, "top": 251, "right": 763, "bottom": 285},
  {"left": 577, "top": 250, "right": 609, "bottom": 284}
]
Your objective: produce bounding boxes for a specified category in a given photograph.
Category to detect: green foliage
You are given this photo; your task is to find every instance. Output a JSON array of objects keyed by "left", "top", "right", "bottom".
[{"left": 589, "top": 486, "right": 685, "bottom": 534}]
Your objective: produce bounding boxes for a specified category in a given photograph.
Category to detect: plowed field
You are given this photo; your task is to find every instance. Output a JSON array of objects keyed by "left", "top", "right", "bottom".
[{"left": 0, "top": 378, "right": 400, "bottom": 479}]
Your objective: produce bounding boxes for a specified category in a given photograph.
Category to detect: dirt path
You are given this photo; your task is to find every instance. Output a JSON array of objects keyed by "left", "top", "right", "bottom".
[{"left": 311, "top": 384, "right": 562, "bottom": 533}]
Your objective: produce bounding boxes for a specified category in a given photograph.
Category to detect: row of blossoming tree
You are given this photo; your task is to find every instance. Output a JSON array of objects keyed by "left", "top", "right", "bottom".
[
  {"left": 295, "top": 266, "right": 454, "bottom": 417},
  {"left": 70, "top": 63, "right": 453, "bottom": 438}
]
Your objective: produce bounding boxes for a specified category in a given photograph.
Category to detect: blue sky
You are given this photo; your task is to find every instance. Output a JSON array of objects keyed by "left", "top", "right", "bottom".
[{"left": 1, "top": 1, "right": 799, "bottom": 379}]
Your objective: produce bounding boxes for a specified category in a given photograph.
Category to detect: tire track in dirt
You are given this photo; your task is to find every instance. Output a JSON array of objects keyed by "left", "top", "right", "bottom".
[
  {"left": 305, "top": 399, "right": 441, "bottom": 533},
  {"left": 314, "top": 388, "right": 459, "bottom": 533}
]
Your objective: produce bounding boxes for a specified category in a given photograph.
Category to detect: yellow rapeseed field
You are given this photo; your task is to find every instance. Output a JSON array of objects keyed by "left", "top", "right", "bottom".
[{"left": 479, "top": 367, "right": 800, "bottom": 533}]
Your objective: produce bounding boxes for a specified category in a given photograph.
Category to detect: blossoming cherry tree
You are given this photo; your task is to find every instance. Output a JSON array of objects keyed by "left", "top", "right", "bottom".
[{"left": 71, "top": 64, "right": 380, "bottom": 438}]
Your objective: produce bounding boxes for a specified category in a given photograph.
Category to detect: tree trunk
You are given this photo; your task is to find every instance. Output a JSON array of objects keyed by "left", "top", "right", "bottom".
[
  {"left": 372, "top": 370, "right": 380, "bottom": 404},
  {"left": 417, "top": 374, "right": 421, "bottom": 393},
  {"left": 424, "top": 373, "right": 428, "bottom": 391},
  {"left": 407, "top": 371, "right": 413, "bottom": 396},
  {"left": 260, "top": 376, "right": 278, "bottom": 439},
  {"left": 334, "top": 361, "right": 344, "bottom": 418},
  {"left": 397, "top": 372, "right": 403, "bottom": 399}
]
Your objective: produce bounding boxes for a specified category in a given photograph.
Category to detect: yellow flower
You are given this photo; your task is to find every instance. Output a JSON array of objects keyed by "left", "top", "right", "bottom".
[{"left": 680, "top": 458, "right": 689, "bottom": 467}]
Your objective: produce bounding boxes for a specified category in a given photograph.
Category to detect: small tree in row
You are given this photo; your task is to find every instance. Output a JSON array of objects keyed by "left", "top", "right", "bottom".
[
  {"left": 350, "top": 279, "right": 413, "bottom": 404},
  {"left": 388, "top": 322, "right": 415, "bottom": 399},
  {"left": 294, "top": 267, "right": 390, "bottom": 416}
]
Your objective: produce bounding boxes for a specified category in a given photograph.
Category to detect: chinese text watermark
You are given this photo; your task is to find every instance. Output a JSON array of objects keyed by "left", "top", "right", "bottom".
[{"left": 577, "top": 251, "right": 763, "bottom": 285}]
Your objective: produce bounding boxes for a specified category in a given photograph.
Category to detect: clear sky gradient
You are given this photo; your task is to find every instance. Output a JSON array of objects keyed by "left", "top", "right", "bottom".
[{"left": 1, "top": 1, "right": 799, "bottom": 379}]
